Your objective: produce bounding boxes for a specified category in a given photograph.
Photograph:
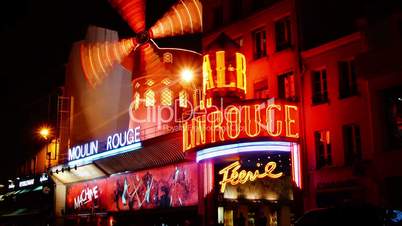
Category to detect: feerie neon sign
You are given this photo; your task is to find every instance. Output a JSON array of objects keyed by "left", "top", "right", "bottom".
[
  {"left": 182, "top": 102, "right": 299, "bottom": 151},
  {"left": 218, "top": 161, "right": 283, "bottom": 193},
  {"left": 68, "top": 127, "right": 141, "bottom": 162}
]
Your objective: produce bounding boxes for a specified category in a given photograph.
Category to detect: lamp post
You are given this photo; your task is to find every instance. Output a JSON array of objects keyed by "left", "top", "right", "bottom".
[{"left": 38, "top": 126, "right": 53, "bottom": 172}]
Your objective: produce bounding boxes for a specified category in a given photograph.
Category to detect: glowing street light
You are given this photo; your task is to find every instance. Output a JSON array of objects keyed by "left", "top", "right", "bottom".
[
  {"left": 180, "top": 68, "right": 194, "bottom": 83},
  {"left": 39, "top": 127, "right": 51, "bottom": 140}
]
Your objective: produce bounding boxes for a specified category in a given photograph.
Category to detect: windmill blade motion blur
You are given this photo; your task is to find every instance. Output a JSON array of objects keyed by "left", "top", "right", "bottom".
[
  {"left": 109, "top": 0, "right": 146, "bottom": 34},
  {"left": 80, "top": 38, "right": 137, "bottom": 87},
  {"left": 150, "top": 0, "right": 202, "bottom": 39}
]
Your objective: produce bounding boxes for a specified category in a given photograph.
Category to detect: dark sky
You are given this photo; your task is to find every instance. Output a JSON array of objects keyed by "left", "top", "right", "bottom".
[
  {"left": 299, "top": 0, "right": 402, "bottom": 49},
  {"left": 0, "top": 0, "right": 200, "bottom": 182}
]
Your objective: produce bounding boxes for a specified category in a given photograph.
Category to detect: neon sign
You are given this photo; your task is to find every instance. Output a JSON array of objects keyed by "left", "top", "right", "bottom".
[
  {"left": 203, "top": 51, "right": 247, "bottom": 94},
  {"left": 68, "top": 127, "right": 141, "bottom": 166},
  {"left": 196, "top": 141, "right": 293, "bottom": 162},
  {"left": 74, "top": 186, "right": 99, "bottom": 209},
  {"left": 68, "top": 141, "right": 99, "bottom": 162},
  {"left": 39, "top": 174, "right": 48, "bottom": 182},
  {"left": 8, "top": 183, "right": 15, "bottom": 189},
  {"left": 19, "top": 179, "right": 35, "bottom": 187},
  {"left": 218, "top": 161, "right": 283, "bottom": 193},
  {"left": 182, "top": 102, "right": 299, "bottom": 151}
]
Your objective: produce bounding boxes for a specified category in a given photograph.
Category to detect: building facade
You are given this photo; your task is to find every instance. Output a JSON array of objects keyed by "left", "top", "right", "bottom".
[
  {"left": 202, "top": 0, "right": 402, "bottom": 217},
  {"left": 2, "top": 1, "right": 402, "bottom": 226}
]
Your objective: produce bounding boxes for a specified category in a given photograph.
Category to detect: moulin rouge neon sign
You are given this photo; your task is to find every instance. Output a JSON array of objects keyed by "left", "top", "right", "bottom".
[
  {"left": 218, "top": 161, "right": 283, "bottom": 193},
  {"left": 182, "top": 48, "right": 299, "bottom": 151},
  {"left": 182, "top": 102, "right": 299, "bottom": 151},
  {"left": 68, "top": 127, "right": 141, "bottom": 163}
]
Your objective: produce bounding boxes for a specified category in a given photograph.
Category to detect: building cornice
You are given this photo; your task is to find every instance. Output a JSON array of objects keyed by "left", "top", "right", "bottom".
[{"left": 301, "top": 32, "right": 362, "bottom": 59}]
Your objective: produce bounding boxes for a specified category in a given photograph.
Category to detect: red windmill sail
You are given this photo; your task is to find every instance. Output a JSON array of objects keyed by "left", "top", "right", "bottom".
[{"left": 80, "top": 0, "right": 202, "bottom": 88}]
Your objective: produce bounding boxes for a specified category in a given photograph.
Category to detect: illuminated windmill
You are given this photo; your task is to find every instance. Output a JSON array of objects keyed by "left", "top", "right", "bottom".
[
  {"left": 80, "top": 0, "right": 202, "bottom": 87},
  {"left": 80, "top": 0, "right": 203, "bottom": 140}
]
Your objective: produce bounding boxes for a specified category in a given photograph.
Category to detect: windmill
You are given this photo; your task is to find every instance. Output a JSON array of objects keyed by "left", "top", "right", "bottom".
[
  {"left": 79, "top": 0, "right": 203, "bottom": 140},
  {"left": 80, "top": 0, "right": 203, "bottom": 88}
]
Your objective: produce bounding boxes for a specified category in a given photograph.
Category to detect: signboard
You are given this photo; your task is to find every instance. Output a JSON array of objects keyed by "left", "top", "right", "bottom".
[
  {"left": 215, "top": 154, "right": 293, "bottom": 201},
  {"left": 8, "top": 173, "right": 50, "bottom": 190},
  {"left": 183, "top": 102, "right": 299, "bottom": 151},
  {"left": 218, "top": 161, "right": 283, "bottom": 193},
  {"left": 67, "top": 127, "right": 141, "bottom": 166},
  {"left": 66, "top": 162, "right": 198, "bottom": 213},
  {"left": 19, "top": 179, "right": 34, "bottom": 187}
]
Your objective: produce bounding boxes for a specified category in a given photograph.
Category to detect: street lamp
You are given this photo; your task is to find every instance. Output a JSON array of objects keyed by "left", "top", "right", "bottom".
[
  {"left": 39, "top": 126, "right": 51, "bottom": 140},
  {"left": 180, "top": 68, "right": 194, "bottom": 83},
  {"left": 37, "top": 126, "right": 55, "bottom": 172}
]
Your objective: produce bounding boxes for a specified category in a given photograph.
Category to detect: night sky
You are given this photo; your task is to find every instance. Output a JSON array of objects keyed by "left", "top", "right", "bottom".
[
  {"left": 0, "top": 0, "right": 200, "bottom": 182},
  {"left": 0, "top": 0, "right": 400, "bottom": 183}
]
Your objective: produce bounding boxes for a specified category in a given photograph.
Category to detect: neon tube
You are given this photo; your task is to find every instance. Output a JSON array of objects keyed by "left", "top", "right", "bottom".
[
  {"left": 196, "top": 141, "right": 293, "bottom": 162},
  {"left": 68, "top": 142, "right": 142, "bottom": 167}
]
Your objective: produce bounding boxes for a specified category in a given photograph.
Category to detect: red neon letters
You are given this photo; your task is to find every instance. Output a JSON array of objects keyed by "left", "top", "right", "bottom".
[{"left": 183, "top": 102, "right": 299, "bottom": 151}]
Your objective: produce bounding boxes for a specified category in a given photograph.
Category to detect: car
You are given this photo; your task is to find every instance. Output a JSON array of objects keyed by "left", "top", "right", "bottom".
[{"left": 295, "top": 205, "right": 402, "bottom": 226}]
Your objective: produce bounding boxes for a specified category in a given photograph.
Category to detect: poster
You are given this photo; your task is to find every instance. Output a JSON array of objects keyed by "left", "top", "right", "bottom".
[{"left": 66, "top": 162, "right": 198, "bottom": 213}]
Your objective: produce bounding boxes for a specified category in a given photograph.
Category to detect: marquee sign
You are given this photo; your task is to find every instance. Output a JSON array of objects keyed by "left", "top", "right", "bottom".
[
  {"left": 67, "top": 127, "right": 141, "bottom": 166},
  {"left": 183, "top": 102, "right": 299, "bottom": 152}
]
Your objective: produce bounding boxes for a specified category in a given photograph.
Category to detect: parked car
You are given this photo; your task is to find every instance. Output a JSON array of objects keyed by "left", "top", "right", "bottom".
[{"left": 295, "top": 206, "right": 402, "bottom": 226}]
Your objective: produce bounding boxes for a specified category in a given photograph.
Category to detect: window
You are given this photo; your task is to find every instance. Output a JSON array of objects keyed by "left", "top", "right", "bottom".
[
  {"left": 179, "top": 90, "right": 188, "bottom": 108},
  {"left": 193, "top": 89, "right": 202, "bottom": 108},
  {"left": 254, "top": 80, "right": 269, "bottom": 99},
  {"left": 161, "top": 88, "right": 172, "bottom": 106},
  {"left": 383, "top": 87, "right": 402, "bottom": 149},
  {"left": 275, "top": 17, "right": 292, "bottom": 51},
  {"left": 343, "top": 124, "right": 362, "bottom": 165},
  {"left": 235, "top": 36, "right": 244, "bottom": 48},
  {"left": 253, "top": 29, "right": 267, "bottom": 59},
  {"left": 145, "top": 89, "right": 155, "bottom": 107},
  {"left": 338, "top": 60, "right": 358, "bottom": 98},
  {"left": 315, "top": 130, "right": 332, "bottom": 169},
  {"left": 278, "top": 71, "right": 296, "bottom": 101},
  {"left": 133, "top": 92, "right": 140, "bottom": 110},
  {"left": 312, "top": 69, "right": 328, "bottom": 104}
]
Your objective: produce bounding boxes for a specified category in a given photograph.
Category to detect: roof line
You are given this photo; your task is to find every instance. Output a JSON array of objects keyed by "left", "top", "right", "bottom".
[{"left": 302, "top": 32, "right": 362, "bottom": 59}]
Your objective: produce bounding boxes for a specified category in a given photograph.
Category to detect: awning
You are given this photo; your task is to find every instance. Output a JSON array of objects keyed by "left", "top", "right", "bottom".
[
  {"left": 94, "top": 131, "right": 184, "bottom": 174},
  {"left": 1, "top": 208, "right": 41, "bottom": 217},
  {"left": 51, "top": 132, "right": 185, "bottom": 184},
  {"left": 51, "top": 163, "right": 107, "bottom": 184}
]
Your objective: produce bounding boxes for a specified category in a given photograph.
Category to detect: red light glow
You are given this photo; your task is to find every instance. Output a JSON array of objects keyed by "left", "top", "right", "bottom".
[
  {"left": 80, "top": 38, "right": 137, "bottom": 87},
  {"left": 183, "top": 102, "right": 300, "bottom": 152},
  {"left": 109, "top": 0, "right": 146, "bottom": 34},
  {"left": 150, "top": 0, "right": 202, "bottom": 39}
]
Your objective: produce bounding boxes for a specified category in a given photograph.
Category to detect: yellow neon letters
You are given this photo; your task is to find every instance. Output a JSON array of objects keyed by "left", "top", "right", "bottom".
[{"left": 218, "top": 161, "right": 283, "bottom": 193}]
